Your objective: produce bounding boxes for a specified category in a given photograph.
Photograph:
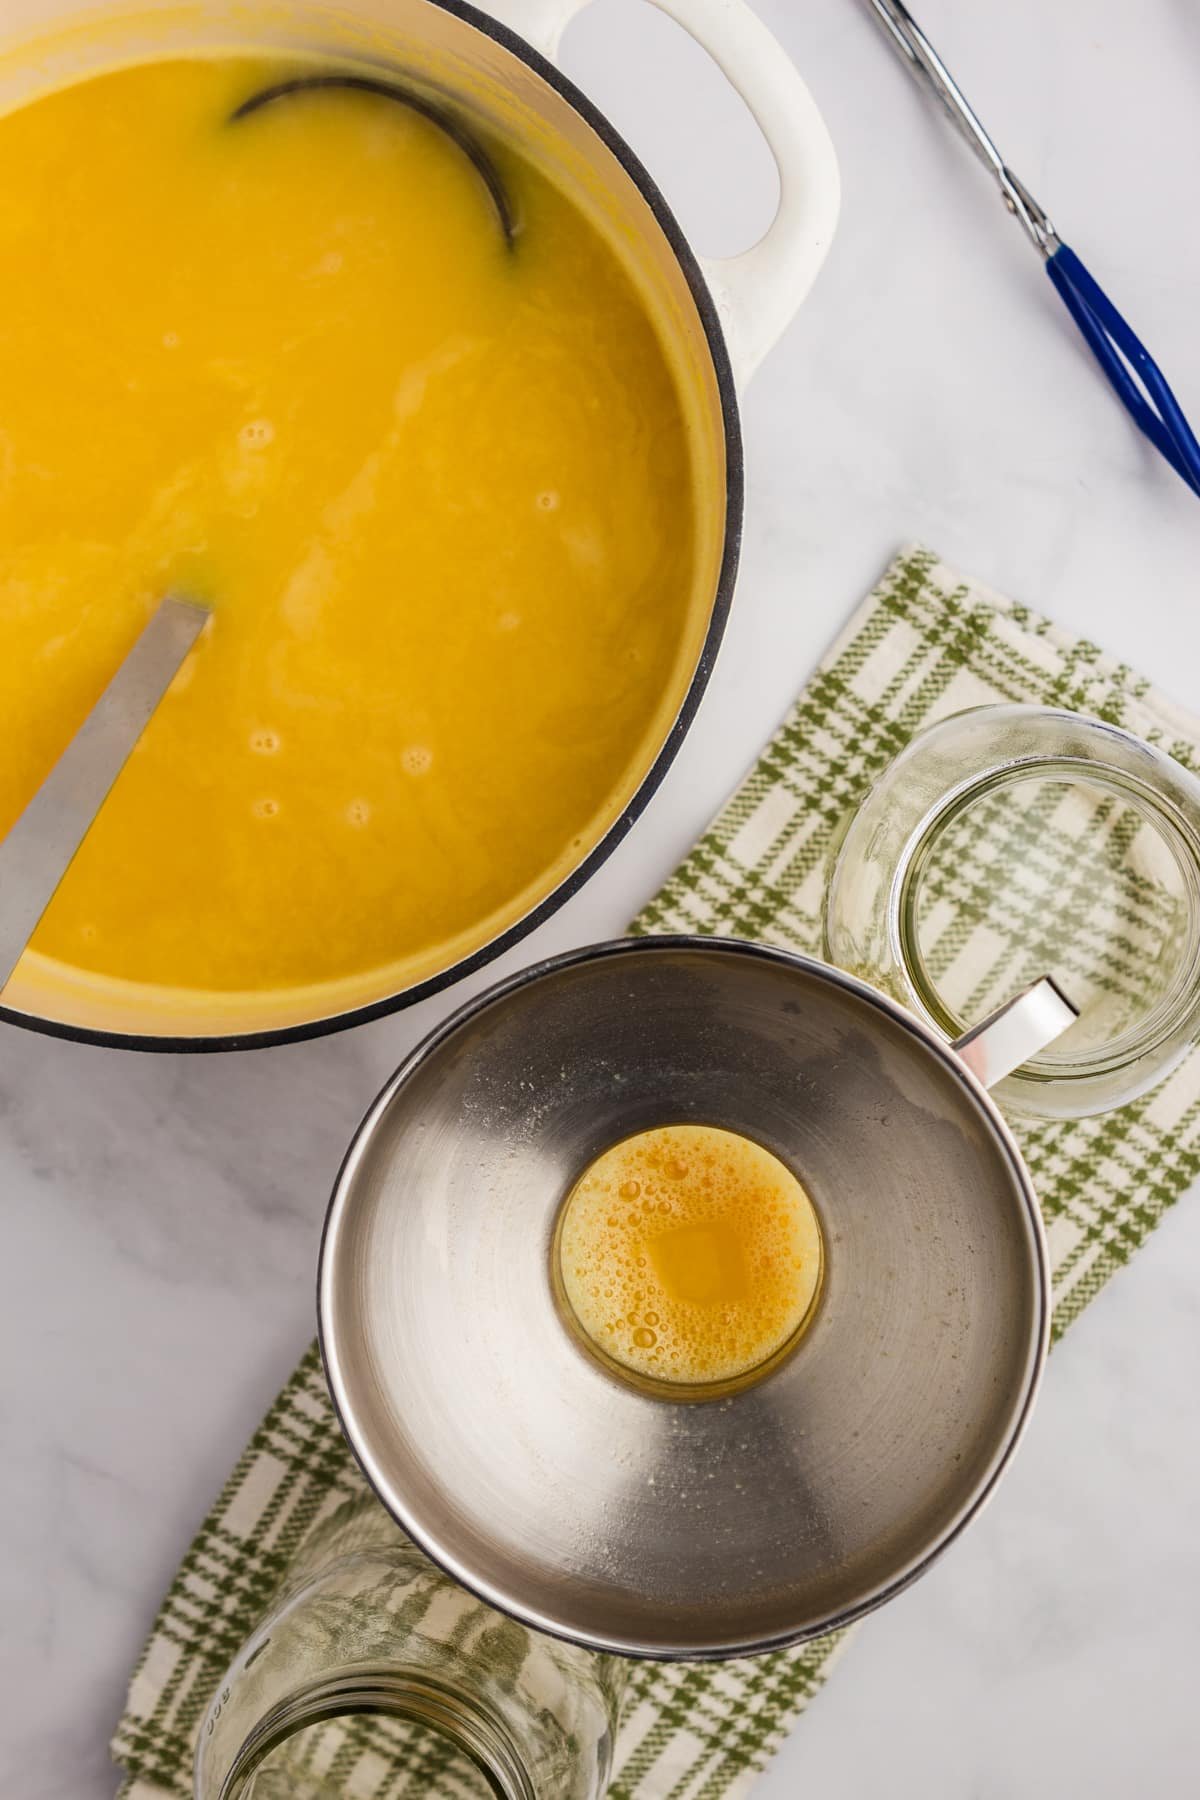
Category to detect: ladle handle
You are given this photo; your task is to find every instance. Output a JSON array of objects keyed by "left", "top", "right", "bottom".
[
  {"left": 0, "top": 598, "right": 208, "bottom": 994},
  {"left": 952, "top": 977, "right": 1079, "bottom": 1089},
  {"left": 487, "top": 0, "right": 841, "bottom": 387}
]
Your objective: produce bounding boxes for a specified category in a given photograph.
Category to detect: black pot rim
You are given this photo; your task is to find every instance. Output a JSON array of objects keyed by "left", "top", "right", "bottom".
[{"left": 1, "top": 0, "right": 743, "bottom": 1054}]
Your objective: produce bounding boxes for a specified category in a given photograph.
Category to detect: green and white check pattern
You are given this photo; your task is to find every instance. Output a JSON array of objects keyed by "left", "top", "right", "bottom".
[{"left": 114, "top": 547, "right": 1200, "bottom": 1799}]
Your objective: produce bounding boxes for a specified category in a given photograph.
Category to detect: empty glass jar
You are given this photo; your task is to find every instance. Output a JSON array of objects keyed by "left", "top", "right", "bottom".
[
  {"left": 825, "top": 706, "right": 1200, "bottom": 1118},
  {"left": 194, "top": 1493, "right": 625, "bottom": 1800}
]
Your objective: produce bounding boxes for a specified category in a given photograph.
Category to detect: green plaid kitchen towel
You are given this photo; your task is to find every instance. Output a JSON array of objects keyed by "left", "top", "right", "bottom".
[{"left": 113, "top": 546, "right": 1200, "bottom": 1798}]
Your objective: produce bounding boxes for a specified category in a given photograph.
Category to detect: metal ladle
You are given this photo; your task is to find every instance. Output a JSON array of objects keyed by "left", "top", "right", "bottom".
[
  {"left": 229, "top": 73, "right": 517, "bottom": 249},
  {"left": 0, "top": 81, "right": 508, "bottom": 997}
]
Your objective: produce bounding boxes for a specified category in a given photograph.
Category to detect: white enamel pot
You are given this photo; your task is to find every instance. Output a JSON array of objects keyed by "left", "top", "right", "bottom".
[{"left": 0, "top": 0, "right": 839, "bottom": 1048}]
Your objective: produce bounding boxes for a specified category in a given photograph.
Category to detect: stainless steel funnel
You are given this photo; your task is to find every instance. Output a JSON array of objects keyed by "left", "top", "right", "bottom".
[{"left": 320, "top": 937, "right": 1068, "bottom": 1658}]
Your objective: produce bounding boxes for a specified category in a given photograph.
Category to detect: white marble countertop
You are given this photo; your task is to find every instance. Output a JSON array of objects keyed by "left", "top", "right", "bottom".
[{"left": 3, "top": 1, "right": 1199, "bottom": 1795}]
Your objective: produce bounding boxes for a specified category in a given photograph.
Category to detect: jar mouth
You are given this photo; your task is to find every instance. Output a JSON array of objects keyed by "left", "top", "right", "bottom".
[
  {"left": 217, "top": 1668, "right": 534, "bottom": 1800},
  {"left": 894, "top": 757, "right": 1200, "bottom": 1086}
]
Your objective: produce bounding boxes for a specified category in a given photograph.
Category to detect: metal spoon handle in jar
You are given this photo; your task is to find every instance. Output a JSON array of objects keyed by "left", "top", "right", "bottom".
[{"left": 0, "top": 597, "right": 209, "bottom": 993}]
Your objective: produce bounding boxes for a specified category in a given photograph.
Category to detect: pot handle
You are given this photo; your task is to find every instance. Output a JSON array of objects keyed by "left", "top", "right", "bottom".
[
  {"left": 486, "top": 0, "right": 841, "bottom": 387},
  {"left": 952, "top": 977, "right": 1078, "bottom": 1089}
]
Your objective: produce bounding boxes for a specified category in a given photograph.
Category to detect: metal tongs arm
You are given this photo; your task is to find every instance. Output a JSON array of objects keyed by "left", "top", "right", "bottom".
[{"left": 867, "top": 0, "right": 1058, "bottom": 252}]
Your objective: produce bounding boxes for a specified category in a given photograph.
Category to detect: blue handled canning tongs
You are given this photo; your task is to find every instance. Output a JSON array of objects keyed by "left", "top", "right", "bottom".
[{"left": 867, "top": 0, "right": 1200, "bottom": 500}]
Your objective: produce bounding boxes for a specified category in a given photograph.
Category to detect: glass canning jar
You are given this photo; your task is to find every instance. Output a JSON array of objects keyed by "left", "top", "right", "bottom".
[
  {"left": 194, "top": 1492, "right": 625, "bottom": 1800},
  {"left": 824, "top": 706, "right": 1200, "bottom": 1119}
]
